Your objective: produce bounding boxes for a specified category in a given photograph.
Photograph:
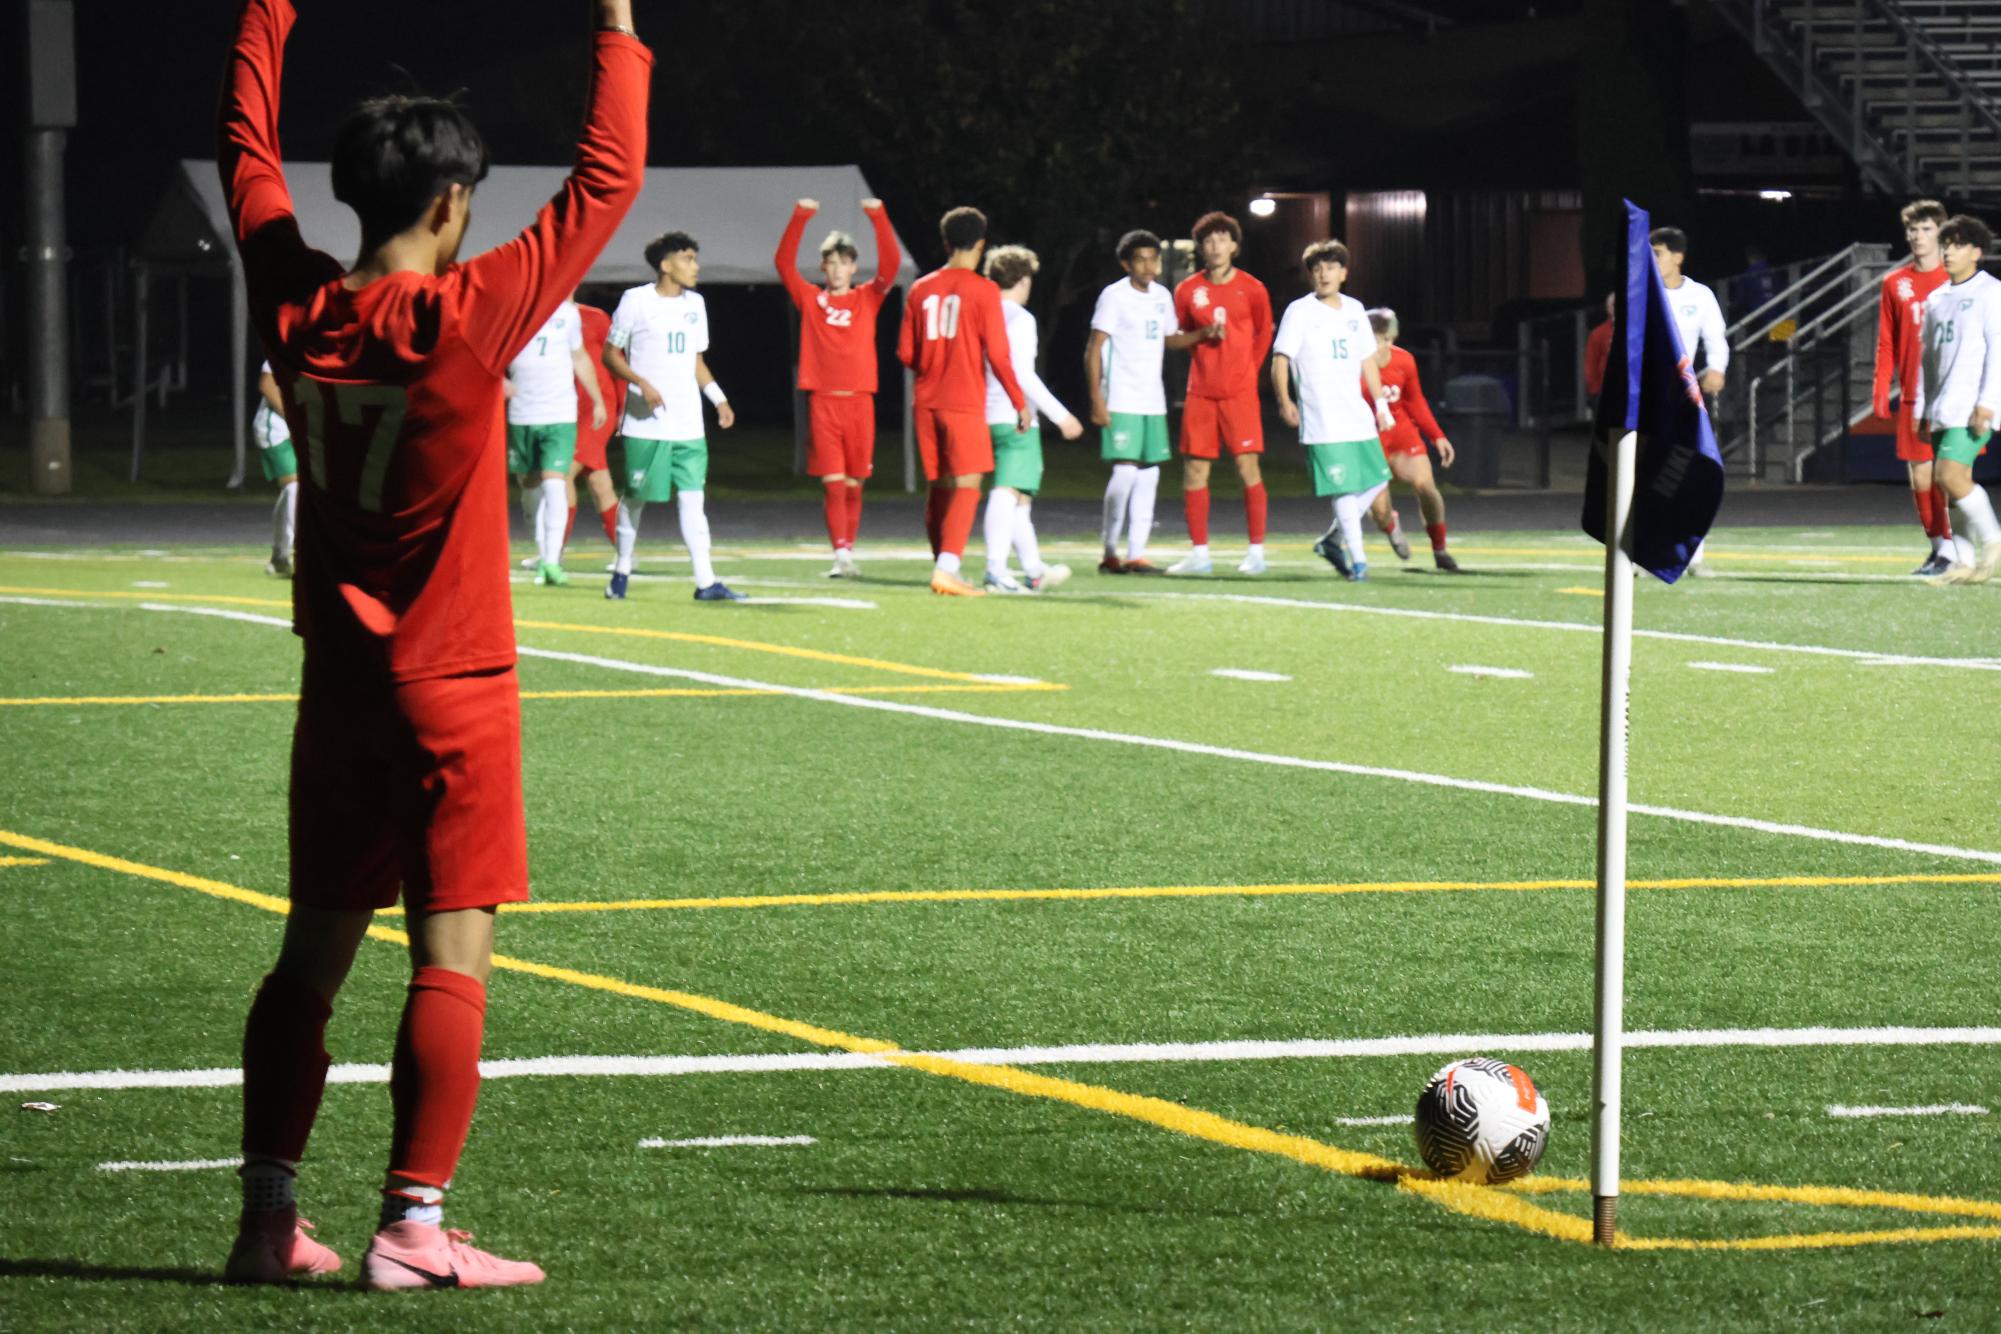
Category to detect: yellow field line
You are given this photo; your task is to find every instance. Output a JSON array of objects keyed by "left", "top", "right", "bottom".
[
  {"left": 1557, "top": 587, "right": 1606, "bottom": 598},
  {"left": 9, "top": 822, "right": 1999, "bottom": 1253},
  {"left": 0, "top": 682, "right": 1062, "bottom": 709},
  {"left": 1436, "top": 546, "right": 1917, "bottom": 567},
  {"left": 368, "top": 870, "right": 2001, "bottom": 918},
  {"left": 0, "top": 856, "right": 51, "bottom": 867}
]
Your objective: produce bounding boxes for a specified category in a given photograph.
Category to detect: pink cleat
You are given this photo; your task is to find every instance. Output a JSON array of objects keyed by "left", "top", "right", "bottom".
[
  {"left": 224, "top": 1209, "right": 343, "bottom": 1283},
  {"left": 360, "top": 1220, "right": 546, "bottom": 1291}
]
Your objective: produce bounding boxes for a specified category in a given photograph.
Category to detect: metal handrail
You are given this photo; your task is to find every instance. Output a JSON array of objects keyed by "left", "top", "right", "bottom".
[
  {"left": 1727, "top": 242, "right": 1878, "bottom": 345},
  {"left": 1879, "top": 0, "right": 2001, "bottom": 140}
]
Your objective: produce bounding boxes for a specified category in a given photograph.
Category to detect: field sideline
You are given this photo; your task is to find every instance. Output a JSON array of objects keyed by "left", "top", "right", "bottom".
[{"left": 2, "top": 518, "right": 1999, "bottom": 1327}]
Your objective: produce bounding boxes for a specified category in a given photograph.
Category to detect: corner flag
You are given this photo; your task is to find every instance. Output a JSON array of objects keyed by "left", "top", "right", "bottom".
[{"left": 1582, "top": 200, "right": 1725, "bottom": 583}]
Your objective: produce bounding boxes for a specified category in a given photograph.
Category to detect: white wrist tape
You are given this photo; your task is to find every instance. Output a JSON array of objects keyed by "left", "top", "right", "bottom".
[{"left": 703, "top": 381, "right": 727, "bottom": 406}]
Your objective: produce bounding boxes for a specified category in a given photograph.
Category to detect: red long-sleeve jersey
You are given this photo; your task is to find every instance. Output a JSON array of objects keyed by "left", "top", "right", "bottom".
[
  {"left": 1370, "top": 345, "right": 1444, "bottom": 441},
  {"left": 1583, "top": 319, "right": 1613, "bottom": 398},
  {"left": 1174, "top": 268, "right": 1273, "bottom": 399},
  {"left": 1873, "top": 262, "right": 1950, "bottom": 417},
  {"left": 774, "top": 204, "right": 900, "bottom": 393},
  {"left": 575, "top": 303, "right": 619, "bottom": 458},
  {"left": 896, "top": 266, "right": 1024, "bottom": 414},
  {"left": 221, "top": 0, "right": 649, "bottom": 682}
]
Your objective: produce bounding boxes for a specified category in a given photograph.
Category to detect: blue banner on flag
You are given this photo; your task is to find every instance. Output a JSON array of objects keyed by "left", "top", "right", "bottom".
[{"left": 1584, "top": 200, "right": 1726, "bottom": 584}]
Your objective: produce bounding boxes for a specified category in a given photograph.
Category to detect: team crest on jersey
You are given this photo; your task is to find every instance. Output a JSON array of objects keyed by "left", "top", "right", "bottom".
[
  {"left": 685, "top": 311, "right": 701, "bottom": 324},
  {"left": 1896, "top": 277, "right": 1915, "bottom": 302},
  {"left": 1192, "top": 287, "right": 1211, "bottom": 309}
]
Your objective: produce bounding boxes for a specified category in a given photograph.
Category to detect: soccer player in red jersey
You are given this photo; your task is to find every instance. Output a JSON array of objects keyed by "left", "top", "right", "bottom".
[
  {"left": 1364, "top": 308, "right": 1461, "bottom": 572},
  {"left": 570, "top": 300, "right": 623, "bottom": 555},
  {"left": 218, "top": 0, "right": 649, "bottom": 1289},
  {"left": 1166, "top": 211, "right": 1274, "bottom": 576},
  {"left": 775, "top": 196, "right": 901, "bottom": 577},
  {"left": 1873, "top": 198, "right": 1956, "bottom": 575},
  {"left": 896, "top": 206, "right": 1030, "bottom": 597},
  {"left": 1583, "top": 291, "right": 1615, "bottom": 405}
]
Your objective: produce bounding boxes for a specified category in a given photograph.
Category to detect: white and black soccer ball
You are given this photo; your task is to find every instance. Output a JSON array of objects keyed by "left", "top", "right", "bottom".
[{"left": 1412, "top": 1057, "right": 1550, "bottom": 1184}]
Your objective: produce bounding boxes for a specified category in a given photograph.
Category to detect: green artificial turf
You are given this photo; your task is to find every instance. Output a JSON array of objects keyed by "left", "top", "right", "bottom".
[{"left": 2, "top": 520, "right": 1998, "bottom": 1329}]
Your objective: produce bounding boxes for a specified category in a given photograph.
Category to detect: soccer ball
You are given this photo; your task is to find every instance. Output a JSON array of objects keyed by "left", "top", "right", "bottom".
[{"left": 1412, "top": 1057, "right": 1550, "bottom": 1184}]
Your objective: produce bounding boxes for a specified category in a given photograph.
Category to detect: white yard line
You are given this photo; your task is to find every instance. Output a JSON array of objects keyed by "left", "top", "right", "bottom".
[
  {"left": 637, "top": 1135, "right": 816, "bottom": 1149},
  {"left": 139, "top": 603, "right": 291, "bottom": 628},
  {"left": 1825, "top": 1103, "right": 1989, "bottom": 1119},
  {"left": 1688, "top": 662, "right": 1776, "bottom": 675},
  {"left": 740, "top": 597, "right": 877, "bottom": 610},
  {"left": 15, "top": 1026, "right": 2001, "bottom": 1094},
  {"left": 1210, "top": 669, "right": 1292, "bottom": 682},
  {"left": 1447, "top": 665, "right": 1533, "bottom": 680},
  {"left": 1334, "top": 1114, "right": 1414, "bottom": 1127},
  {"left": 97, "top": 1157, "right": 240, "bottom": 1173},
  {"left": 0, "top": 595, "right": 104, "bottom": 609}
]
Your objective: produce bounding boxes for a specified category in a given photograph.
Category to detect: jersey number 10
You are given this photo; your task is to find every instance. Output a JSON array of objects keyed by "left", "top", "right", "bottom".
[
  {"left": 921, "top": 293, "right": 962, "bottom": 341},
  {"left": 296, "top": 382, "right": 409, "bottom": 513}
]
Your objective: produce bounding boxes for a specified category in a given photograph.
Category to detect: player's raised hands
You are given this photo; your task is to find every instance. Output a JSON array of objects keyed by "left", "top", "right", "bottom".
[
  {"left": 797, "top": 199, "right": 820, "bottom": 213},
  {"left": 860, "top": 198, "right": 883, "bottom": 213}
]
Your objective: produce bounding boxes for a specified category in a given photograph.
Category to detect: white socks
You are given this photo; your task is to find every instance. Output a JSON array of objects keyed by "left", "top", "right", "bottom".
[
  {"left": 1953, "top": 485, "right": 2001, "bottom": 549},
  {"left": 1188, "top": 542, "right": 1210, "bottom": 562},
  {"left": 678, "top": 490, "right": 716, "bottom": 588},
  {"left": 1126, "top": 466, "right": 1160, "bottom": 562},
  {"left": 1101, "top": 464, "right": 1138, "bottom": 551},
  {"left": 1012, "top": 503, "right": 1044, "bottom": 579},
  {"left": 1332, "top": 494, "right": 1366, "bottom": 566},
  {"left": 614, "top": 497, "right": 643, "bottom": 575},
  {"left": 536, "top": 477, "right": 567, "bottom": 566},
  {"left": 984, "top": 489, "right": 1019, "bottom": 577},
  {"left": 1244, "top": 541, "right": 1263, "bottom": 562},
  {"left": 271, "top": 480, "right": 297, "bottom": 560}
]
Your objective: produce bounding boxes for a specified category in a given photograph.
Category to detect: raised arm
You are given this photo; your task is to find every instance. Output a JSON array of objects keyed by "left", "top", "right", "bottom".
[
  {"left": 863, "top": 199, "right": 901, "bottom": 296},
  {"left": 773, "top": 200, "right": 819, "bottom": 310},
  {"left": 1872, "top": 276, "right": 1899, "bottom": 417},
  {"left": 460, "top": 3, "right": 652, "bottom": 372}
]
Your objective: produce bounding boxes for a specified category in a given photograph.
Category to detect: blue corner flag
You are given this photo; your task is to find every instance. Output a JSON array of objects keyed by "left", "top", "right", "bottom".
[{"left": 1583, "top": 200, "right": 1726, "bottom": 584}]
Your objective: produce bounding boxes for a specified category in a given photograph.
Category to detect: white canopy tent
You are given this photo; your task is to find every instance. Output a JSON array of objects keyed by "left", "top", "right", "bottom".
[{"left": 135, "top": 160, "right": 919, "bottom": 486}]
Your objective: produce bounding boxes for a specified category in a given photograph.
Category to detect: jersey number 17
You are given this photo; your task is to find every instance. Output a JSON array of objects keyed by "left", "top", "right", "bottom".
[{"left": 296, "top": 382, "right": 409, "bottom": 513}]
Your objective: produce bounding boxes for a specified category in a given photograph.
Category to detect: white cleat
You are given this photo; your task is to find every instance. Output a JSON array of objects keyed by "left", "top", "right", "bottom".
[
  {"left": 983, "top": 570, "right": 1029, "bottom": 594},
  {"left": 825, "top": 550, "right": 860, "bottom": 579},
  {"left": 1236, "top": 551, "right": 1267, "bottom": 575},
  {"left": 1026, "top": 563, "right": 1071, "bottom": 593},
  {"left": 1166, "top": 554, "right": 1214, "bottom": 575}
]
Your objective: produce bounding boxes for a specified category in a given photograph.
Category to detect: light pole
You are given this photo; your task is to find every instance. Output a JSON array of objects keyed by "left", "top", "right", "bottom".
[{"left": 24, "top": 0, "right": 77, "bottom": 495}]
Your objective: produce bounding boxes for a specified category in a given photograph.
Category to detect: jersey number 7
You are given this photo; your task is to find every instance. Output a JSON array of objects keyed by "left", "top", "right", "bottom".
[{"left": 297, "top": 383, "right": 410, "bottom": 513}]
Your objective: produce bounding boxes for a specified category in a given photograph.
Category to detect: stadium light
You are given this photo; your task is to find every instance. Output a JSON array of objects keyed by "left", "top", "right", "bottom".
[
  {"left": 1248, "top": 196, "right": 1277, "bottom": 218},
  {"left": 1759, "top": 189, "right": 1792, "bottom": 202}
]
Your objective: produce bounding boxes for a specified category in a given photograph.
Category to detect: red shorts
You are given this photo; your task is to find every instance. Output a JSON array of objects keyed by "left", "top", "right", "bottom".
[
  {"left": 289, "top": 663, "right": 529, "bottom": 914},
  {"left": 1179, "top": 393, "right": 1264, "bottom": 458},
  {"left": 807, "top": 392, "right": 877, "bottom": 479},
  {"left": 575, "top": 417, "right": 615, "bottom": 473},
  {"left": 1895, "top": 402, "right": 1935, "bottom": 463},
  {"left": 915, "top": 407, "right": 993, "bottom": 481},
  {"left": 1379, "top": 423, "right": 1428, "bottom": 458}
]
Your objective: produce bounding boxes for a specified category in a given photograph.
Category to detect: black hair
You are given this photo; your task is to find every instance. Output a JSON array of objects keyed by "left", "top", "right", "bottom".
[
  {"left": 331, "top": 95, "right": 490, "bottom": 246},
  {"left": 940, "top": 206, "right": 988, "bottom": 252},
  {"left": 1648, "top": 226, "right": 1689, "bottom": 256},
  {"left": 1301, "top": 239, "right": 1349, "bottom": 270},
  {"left": 644, "top": 232, "right": 699, "bottom": 271},
  {"left": 1940, "top": 214, "right": 1994, "bottom": 255},
  {"left": 1191, "top": 211, "right": 1242, "bottom": 246},
  {"left": 1116, "top": 229, "right": 1162, "bottom": 263}
]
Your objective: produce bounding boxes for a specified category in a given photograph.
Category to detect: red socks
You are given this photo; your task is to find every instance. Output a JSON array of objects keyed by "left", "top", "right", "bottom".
[
  {"left": 1185, "top": 487, "right": 1211, "bottom": 545},
  {"left": 846, "top": 483, "right": 864, "bottom": 547},
  {"left": 599, "top": 503, "right": 619, "bottom": 546},
  {"left": 1916, "top": 485, "right": 1954, "bottom": 539},
  {"left": 924, "top": 486, "right": 951, "bottom": 556},
  {"left": 1245, "top": 482, "right": 1268, "bottom": 545},
  {"left": 823, "top": 480, "right": 849, "bottom": 550},
  {"left": 1427, "top": 521, "right": 1449, "bottom": 553},
  {"left": 940, "top": 487, "right": 981, "bottom": 558},
  {"left": 242, "top": 972, "right": 334, "bottom": 1164},
  {"left": 387, "top": 966, "right": 487, "bottom": 1190}
]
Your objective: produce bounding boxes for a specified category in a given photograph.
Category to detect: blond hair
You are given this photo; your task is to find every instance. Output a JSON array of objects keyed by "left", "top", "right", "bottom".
[
  {"left": 983, "top": 244, "right": 1040, "bottom": 291},
  {"left": 819, "top": 230, "right": 858, "bottom": 262}
]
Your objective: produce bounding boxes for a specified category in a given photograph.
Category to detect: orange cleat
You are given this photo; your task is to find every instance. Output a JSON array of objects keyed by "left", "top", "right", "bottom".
[
  {"left": 360, "top": 1221, "right": 546, "bottom": 1291},
  {"left": 930, "top": 570, "right": 986, "bottom": 597},
  {"left": 224, "top": 1209, "right": 343, "bottom": 1284}
]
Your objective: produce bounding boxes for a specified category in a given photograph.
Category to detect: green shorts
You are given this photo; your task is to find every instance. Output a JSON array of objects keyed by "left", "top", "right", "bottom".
[
  {"left": 990, "top": 423, "right": 1044, "bottom": 494},
  {"left": 258, "top": 441, "right": 298, "bottom": 483},
  {"left": 1933, "top": 426, "right": 1994, "bottom": 468},
  {"left": 623, "top": 436, "right": 708, "bottom": 502},
  {"left": 1305, "top": 439, "right": 1392, "bottom": 498},
  {"left": 1101, "top": 412, "right": 1171, "bottom": 465},
  {"left": 508, "top": 422, "right": 577, "bottom": 477}
]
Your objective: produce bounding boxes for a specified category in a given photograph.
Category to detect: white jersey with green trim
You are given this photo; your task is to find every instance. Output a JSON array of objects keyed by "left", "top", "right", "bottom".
[
  {"left": 1912, "top": 269, "right": 2001, "bottom": 428},
  {"left": 1090, "top": 277, "right": 1174, "bottom": 415},
  {"left": 1664, "top": 276, "right": 1728, "bottom": 376},
  {"left": 986, "top": 302, "right": 1071, "bottom": 427},
  {"left": 609, "top": 284, "right": 709, "bottom": 441},
  {"left": 506, "top": 300, "right": 584, "bottom": 426},
  {"left": 252, "top": 360, "right": 290, "bottom": 448},
  {"left": 1272, "top": 292, "right": 1377, "bottom": 444}
]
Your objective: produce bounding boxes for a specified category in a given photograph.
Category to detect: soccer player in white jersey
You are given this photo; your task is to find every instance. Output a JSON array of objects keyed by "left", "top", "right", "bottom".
[
  {"left": 506, "top": 295, "right": 606, "bottom": 586},
  {"left": 980, "top": 245, "right": 1081, "bottom": 593},
  {"left": 1086, "top": 230, "right": 1177, "bottom": 574},
  {"left": 252, "top": 360, "right": 298, "bottom": 577},
  {"left": 1913, "top": 214, "right": 2001, "bottom": 584},
  {"left": 1651, "top": 226, "right": 1729, "bottom": 577},
  {"left": 1271, "top": 240, "right": 1396, "bottom": 581},
  {"left": 603, "top": 231, "right": 744, "bottom": 601}
]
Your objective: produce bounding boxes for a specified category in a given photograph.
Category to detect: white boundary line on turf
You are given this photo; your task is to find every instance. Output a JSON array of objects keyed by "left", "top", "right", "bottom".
[
  {"left": 16, "top": 1025, "right": 2001, "bottom": 1094},
  {"left": 638, "top": 1135, "right": 817, "bottom": 1149},
  {"left": 0, "top": 595, "right": 105, "bottom": 609},
  {"left": 113, "top": 602, "right": 2001, "bottom": 867},
  {"left": 1825, "top": 1103, "right": 1988, "bottom": 1118},
  {"left": 1116, "top": 590, "right": 2001, "bottom": 671},
  {"left": 97, "top": 1157, "right": 240, "bottom": 1173},
  {"left": 1335, "top": 1114, "right": 1414, "bottom": 1127}
]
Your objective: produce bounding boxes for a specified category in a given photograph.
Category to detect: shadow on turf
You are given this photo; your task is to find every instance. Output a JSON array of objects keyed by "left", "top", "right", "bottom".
[{"left": 0, "top": 1257, "right": 236, "bottom": 1287}]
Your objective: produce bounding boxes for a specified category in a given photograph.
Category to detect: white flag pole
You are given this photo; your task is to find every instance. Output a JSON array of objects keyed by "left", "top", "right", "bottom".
[{"left": 1590, "top": 426, "right": 1637, "bottom": 1246}]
